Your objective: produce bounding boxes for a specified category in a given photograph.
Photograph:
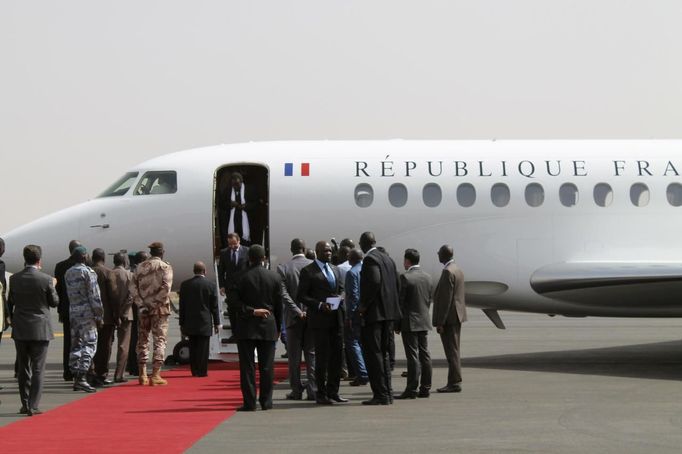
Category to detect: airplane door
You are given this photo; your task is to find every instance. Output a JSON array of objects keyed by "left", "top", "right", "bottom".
[{"left": 78, "top": 197, "right": 136, "bottom": 251}]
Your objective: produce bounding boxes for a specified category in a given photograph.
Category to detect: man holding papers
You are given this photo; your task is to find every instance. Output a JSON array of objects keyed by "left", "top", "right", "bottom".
[{"left": 297, "top": 241, "right": 347, "bottom": 405}]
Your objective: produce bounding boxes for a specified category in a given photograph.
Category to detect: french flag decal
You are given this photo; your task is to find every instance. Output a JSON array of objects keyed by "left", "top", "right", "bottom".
[{"left": 284, "top": 162, "right": 310, "bottom": 176}]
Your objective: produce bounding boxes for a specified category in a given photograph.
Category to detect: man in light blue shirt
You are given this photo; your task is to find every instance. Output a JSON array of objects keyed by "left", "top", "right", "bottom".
[{"left": 344, "top": 249, "right": 368, "bottom": 386}]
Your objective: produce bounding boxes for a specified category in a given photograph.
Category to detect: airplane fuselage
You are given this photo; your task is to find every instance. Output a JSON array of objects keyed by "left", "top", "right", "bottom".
[{"left": 4, "top": 140, "right": 682, "bottom": 318}]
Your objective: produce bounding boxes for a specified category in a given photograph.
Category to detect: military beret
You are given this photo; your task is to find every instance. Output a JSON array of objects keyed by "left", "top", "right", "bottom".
[
  {"left": 148, "top": 242, "right": 164, "bottom": 249},
  {"left": 72, "top": 246, "right": 87, "bottom": 258}
]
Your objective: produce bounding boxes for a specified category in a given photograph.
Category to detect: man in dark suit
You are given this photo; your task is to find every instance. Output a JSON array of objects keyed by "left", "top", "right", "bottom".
[
  {"left": 395, "top": 248, "right": 433, "bottom": 399},
  {"left": 9, "top": 245, "right": 59, "bottom": 416},
  {"left": 229, "top": 245, "right": 282, "bottom": 411},
  {"left": 219, "top": 172, "right": 262, "bottom": 246},
  {"left": 218, "top": 233, "right": 249, "bottom": 342},
  {"left": 54, "top": 239, "right": 81, "bottom": 381},
  {"left": 0, "top": 237, "right": 7, "bottom": 339},
  {"left": 433, "top": 244, "right": 467, "bottom": 393},
  {"left": 91, "top": 248, "right": 115, "bottom": 386},
  {"left": 358, "top": 232, "right": 402, "bottom": 405},
  {"left": 179, "top": 261, "right": 220, "bottom": 377},
  {"left": 297, "top": 241, "right": 347, "bottom": 405},
  {"left": 277, "top": 238, "right": 315, "bottom": 401}
]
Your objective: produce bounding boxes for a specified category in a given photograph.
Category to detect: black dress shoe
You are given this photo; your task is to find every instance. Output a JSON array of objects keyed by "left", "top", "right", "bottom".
[
  {"left": 417, "top": 390, "right": 430, "bottom": 398},
  {"left": 260, "top": 402, "right": 273, "bottom": 410},
  {"left": 27, "top": 408, "right": 42, "bottom": 416},
  {"left": 400, "top": 371, "right": 408, "bottom": 377},
  {"left": 236, "top": 406, "right": 256, "bottom": 412},
  {"left": 316, "top": 396, "right": 334, "bottom": 405},
  {"left": 394, "top": 392, "right": 417, "bottom": 400},
  {"left": 114, "top": 377, "right": 128, "bottom": 383},
  {"left": 19, "top": 406, "right": 29, "bottom": 415},
  {"left": 101, "top": 378, "right": 114, "bottom": 386},
  {"left": 74, "top": 377, "right": 97, "bottom": 393},
  {"left": 437, "top": 384, "right": 462, "bottom": 393},
  {"left": 349, "top": 377, "right": 368, "bottom": 386},
  {"left": 286, "top": 392, "right": 302, "bottom": 400},
  {"left": 330, "top": 395, "right": 349, "bottom": 403},
  {"left": 361, "top": 398, "right": 389, "bottom": 406}
]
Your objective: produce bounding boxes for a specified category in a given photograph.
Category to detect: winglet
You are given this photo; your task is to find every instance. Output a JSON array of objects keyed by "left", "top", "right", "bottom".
[{"left": 482, "top": 309, "right": 506, "bottom": 329}]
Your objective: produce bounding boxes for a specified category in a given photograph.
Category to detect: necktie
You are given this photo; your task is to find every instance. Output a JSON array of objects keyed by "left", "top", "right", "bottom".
[
  {"left": 232, "top": 250, "right": 237, "bottom": 266},
  {"left": 322, "top": 264, "right": 336, "bottom": 290}
]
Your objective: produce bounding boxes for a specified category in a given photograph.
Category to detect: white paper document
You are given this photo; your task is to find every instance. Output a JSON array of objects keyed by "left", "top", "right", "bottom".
[{"left": 326, "top": 296, "right": 342, "bottom": 310}]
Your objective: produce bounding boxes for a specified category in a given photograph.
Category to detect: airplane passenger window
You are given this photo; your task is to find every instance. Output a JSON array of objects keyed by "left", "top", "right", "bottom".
[
  {"left": 134, "top": 171, "right": 177, "bottom": 196},
  {"left": 559, "top": 183, "right": 579, "bottom": 207},
  {"left": 98, "top": 172, "right": 139, "bottom": 197},
  {"left": 525, "top": 183, "right": 544, "bottom": 207},
  {"left": 422, "top": 183, "right": 442, "bottom": 207},
  {"left": 667, "top": 183, "right": 682, "bottom": 207},
  {"left": 491, "top": 183, "right": 510, "bottom": 207},
  {"left": 593, "top": 183, "right": 613, "bottom": 207},
  {"left": 456, "top": 183, "right": 476, "bottom": 207},
  {"left": 388, "top": 183, "right": 408, "bottom": 207},
  {"left": 354, "top": 183, "right": 374, "bottom": 208},
  {"left": 629, "top": 183, "right": 650, "bottom": 207}
]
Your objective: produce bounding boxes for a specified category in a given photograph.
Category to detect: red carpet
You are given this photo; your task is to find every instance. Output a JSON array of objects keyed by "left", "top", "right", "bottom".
[{"left": 0, "top": 361, "right": 288, "bottom": 453}]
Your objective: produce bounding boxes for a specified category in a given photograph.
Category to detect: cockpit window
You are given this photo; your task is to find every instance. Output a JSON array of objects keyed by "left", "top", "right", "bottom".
[
  {"left": 134, "top": 171, "right": 177, "bottom": 196},
  {"left": 98, "top": 172, "right": 139, "bottom": 197}
]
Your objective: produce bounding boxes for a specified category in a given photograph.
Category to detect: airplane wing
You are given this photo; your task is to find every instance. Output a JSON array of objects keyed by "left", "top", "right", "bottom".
[{"left": 530, "top": 262, "right": 682, "bottom": 308}]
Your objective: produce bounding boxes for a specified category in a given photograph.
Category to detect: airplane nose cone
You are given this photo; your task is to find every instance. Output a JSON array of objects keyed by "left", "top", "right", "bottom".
[{"left": 2, "top": 205, "right": 82, "bottom": 273}]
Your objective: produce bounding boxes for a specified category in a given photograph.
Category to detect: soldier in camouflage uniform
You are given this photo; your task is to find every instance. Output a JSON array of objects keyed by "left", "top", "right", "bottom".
[
  {"left": 130, "top": 242, "right": 173, "bottom": 386},
  {"left": 65, "top": 246, "right": 103, "bottom": 393}
]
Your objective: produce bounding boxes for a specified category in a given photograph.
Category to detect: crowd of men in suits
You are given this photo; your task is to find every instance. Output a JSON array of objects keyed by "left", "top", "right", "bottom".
[
  {"left": 0, "top": 228, "right": 467, "bottom": 415},
  {"left": 222, "top": 231, "right": 467, "bottom": 411}
]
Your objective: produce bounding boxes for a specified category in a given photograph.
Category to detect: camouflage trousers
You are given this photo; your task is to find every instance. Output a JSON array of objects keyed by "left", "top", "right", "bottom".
[
  {"left": 136, "top": 312, "right": 169, "bottom": 368},
  {"left": 70, "top": 319, "right": 98, "bottom": 374}
]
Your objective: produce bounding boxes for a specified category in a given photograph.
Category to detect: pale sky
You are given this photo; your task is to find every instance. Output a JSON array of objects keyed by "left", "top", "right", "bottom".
[{"left": 2, "top": 1, "right": 682, "bottom": 234}]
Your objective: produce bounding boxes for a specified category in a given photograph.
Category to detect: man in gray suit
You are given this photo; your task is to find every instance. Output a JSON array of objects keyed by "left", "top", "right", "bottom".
[
  {"left": 432, "top": 244, "right": 467, "bottom": 393},
  {"left": 8, "top": 245, "right": 59, "bottom": 415},
  {"left": 277, "top": 238, "right": 315, "bottom": 400},
  {"left": 395, "top": 248, "right": 433, "bottom": 399},
  {"left": 109, "top": 252, "right": 134, "bottom": 383}
]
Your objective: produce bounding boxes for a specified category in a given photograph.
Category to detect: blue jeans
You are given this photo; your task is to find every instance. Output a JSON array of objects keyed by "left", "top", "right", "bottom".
[{"left": 344, "top": 315, "right": 368, "bottom": 379}]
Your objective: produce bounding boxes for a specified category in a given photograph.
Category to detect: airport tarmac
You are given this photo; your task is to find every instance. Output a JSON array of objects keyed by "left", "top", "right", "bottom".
[{"left": 1, "top": 310, "right": 682, "bottom": 453}]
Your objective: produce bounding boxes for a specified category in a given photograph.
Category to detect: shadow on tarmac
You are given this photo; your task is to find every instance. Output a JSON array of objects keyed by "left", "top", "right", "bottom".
[{"left": 460, "top": 339, "right": 682, "bottom": 381}]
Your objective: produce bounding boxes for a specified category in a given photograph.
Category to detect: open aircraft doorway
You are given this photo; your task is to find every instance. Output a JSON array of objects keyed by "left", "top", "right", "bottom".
[{"left": 214, "top": 164, "right": 270, "bottom": 258}]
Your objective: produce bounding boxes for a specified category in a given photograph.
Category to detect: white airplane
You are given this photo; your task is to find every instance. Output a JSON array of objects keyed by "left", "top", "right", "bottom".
[{"left": 4, "top": 140, "right": 682, "bottom": 335}]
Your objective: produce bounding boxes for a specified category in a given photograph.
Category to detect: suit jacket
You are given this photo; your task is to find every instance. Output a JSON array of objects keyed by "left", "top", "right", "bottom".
[
  {"left": 109, "top": 266, "right": 133, "bottom": 321},
  {"left": 277, "top": 255, "right": 313, "bottom": 329},
  {"left": 179, "top": 275, "right": 220, "bottom": 337},
  {"left": 228, "top": 265, "right": 282, "bottom": 341},
  {"left": 0, "top": 259, "right": 7, "bottom": 328},
  {"left": 297, "top": 261, "right": 344, "bottom": 331},
  {"left": 93, "top": 263, "right": 115, "bottom": 325},
  {"left": 217, "top": 245, "right": 249, "bottom": 290},
  {"left": 54, "top": 256, "right": 76, "bottom": 319},
  {"left": 432, "top": 262, "right": 467, "bottom": 326},
  {"left": 359, "top": 249, "right": 401, "bottom": 323},
  {"left": 9, "top": 267, "right": 59, "bottom": 341},
  {"left": 0, "top": 259, "right": 6, "bottom": 302},
  {"left": 219, "top": 184, "right": 260, "bottom": 219},
  {"left": 399, "top": 267, "right": 433, "bottom": 332}
]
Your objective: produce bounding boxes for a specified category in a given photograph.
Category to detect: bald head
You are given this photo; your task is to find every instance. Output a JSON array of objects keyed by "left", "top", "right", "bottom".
[
  {"left": 359, "top": 231, "right": 376, "bottom": 253},
  {"left": 290, "top": 238, "right": 306, "bottom": 255},
  {"left": 193, "top": 261, "right": 206, "bottom": 275},
  {"left": 68, "top": 240, "right": 82, "bottom": 254},
  {"left": 315, "top": 241, "right": 332, "bottom": 263},
  {"left": 438, "top": 245, "right": 454, "bottom": 264},
  {"left": 348, "top": 248, "right": 363, "bottom": 266}
]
